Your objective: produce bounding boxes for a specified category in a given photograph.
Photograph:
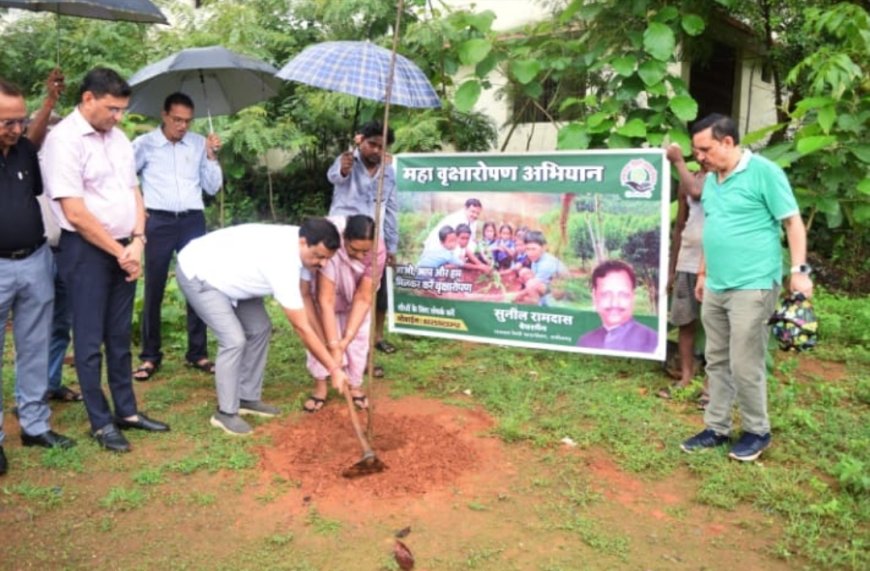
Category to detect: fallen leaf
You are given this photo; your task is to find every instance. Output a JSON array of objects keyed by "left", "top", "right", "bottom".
[
  {"left": 395, "top": 526, "right": 412, "bottom": 538},
  {"left": 394, "top": 539, "right": 415, "bottom": 570}
]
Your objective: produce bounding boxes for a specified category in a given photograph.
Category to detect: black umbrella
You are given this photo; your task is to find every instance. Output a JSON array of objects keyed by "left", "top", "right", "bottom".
[
  {"left": 128, "top": 46, "right": 281, "bottom": 131},
  {"left": 0, "top": 0, "right": 168, "bottom": 63}
]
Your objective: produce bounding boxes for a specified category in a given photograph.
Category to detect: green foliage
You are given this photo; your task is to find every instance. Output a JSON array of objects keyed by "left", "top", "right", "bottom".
[{"left": 777, "top": 3, "right": 870, "bottom": 230}]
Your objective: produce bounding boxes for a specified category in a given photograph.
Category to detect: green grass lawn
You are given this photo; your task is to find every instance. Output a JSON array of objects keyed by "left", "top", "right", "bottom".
[{"left": 1, "top": 287, "right": 867, "bottom": 570}]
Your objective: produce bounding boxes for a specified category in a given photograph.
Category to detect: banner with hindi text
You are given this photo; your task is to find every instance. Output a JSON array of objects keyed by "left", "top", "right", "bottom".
[{"left": 388, "top": 150, "right": 671, "bottom": 361}]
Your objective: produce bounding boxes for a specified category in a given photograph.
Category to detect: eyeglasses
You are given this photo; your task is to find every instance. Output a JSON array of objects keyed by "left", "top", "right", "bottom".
[
  {"left": 0, "top": 118, "right": 30, "bottom": 130},
  {"left": 168, "top": 115, "right": 193, "bottom": 126}
]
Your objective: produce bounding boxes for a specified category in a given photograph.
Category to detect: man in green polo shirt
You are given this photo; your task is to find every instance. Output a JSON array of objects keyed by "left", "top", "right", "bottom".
[{"left": 680, "top": 113, "right": 813, "bottom": 462}]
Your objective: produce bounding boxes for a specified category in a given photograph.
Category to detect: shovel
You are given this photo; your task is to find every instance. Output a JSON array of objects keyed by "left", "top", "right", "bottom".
[{"left": 341, "top": 388, "right": 386, "bottom": 479}]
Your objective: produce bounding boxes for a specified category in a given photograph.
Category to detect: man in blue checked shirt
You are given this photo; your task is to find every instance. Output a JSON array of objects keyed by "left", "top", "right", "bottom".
[
  {"left": 132, "top": 92, "right": 223, "bottom": 381},
  {"left": 327, "top": 121, "right": 399, "bottom": 360}
]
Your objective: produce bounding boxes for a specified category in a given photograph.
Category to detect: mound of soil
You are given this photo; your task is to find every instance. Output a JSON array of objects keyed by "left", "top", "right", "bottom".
[{"left": 258, "top": 396, "right": 493, "bottom": 498}]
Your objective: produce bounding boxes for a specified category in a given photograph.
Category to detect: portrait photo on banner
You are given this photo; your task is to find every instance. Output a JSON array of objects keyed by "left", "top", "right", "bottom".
[{"left": 389, "top": 151, "right": 670, "bottom": 361}]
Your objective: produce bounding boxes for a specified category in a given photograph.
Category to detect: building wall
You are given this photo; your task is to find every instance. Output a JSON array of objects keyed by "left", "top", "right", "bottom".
[{"left": 443, "top": 0, "right": 779, "bottom": 151}]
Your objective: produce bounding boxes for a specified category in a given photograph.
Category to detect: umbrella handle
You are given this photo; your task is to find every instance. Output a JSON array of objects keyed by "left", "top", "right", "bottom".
[{"left": 198, "top": 70, "right": 215, "bottom": 134}]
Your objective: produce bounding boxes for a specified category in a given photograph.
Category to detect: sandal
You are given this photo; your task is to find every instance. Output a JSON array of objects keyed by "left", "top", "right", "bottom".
[
  {"left": 187, "top": 358, "right": 215, "bottom": 374},
  {"left": 373, "top": 365, "right": 385, "bottom": 378},
  {"left": 47, "top": 386, "right": 83, "bottom": 402},
  {"left": 697, "top": 391, "right": 711, "bottom": 410},
  {"left": 657, "top": 381, "right": 688, "bottom": 400},
  {"left": 302, "top": 395, "right": 326, "bottom": 413},
  {"left": 350, "top": 390, "right": 369, "bottom": 410},
  {"left": 133, "top": 361, "right": 159, "bottom": 382},
  {"left": 375, "top": 340, "right": 397, "bottom": 354}
]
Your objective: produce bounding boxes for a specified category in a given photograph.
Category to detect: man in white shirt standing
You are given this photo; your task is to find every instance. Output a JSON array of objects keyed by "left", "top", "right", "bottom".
[
  {"left": 41, "top": 67, "right": 170, "bottom": 453},
  {"left": 176, "top": 218, "right": 350, "bottom": 435},
  {"left": 132, "top": 92, "right": 223, "bottom": 382}
]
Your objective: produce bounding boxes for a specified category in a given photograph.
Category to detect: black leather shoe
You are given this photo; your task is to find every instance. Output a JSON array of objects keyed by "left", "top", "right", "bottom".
[
  {"left": 115, "top": 413, "right": 170, "bottom": 432},
  {"left": 92, "top": 424, "right": 131, "bottom": 453},
  {"left": 0, "top": 446, "right": 7, "bottom": 476},
  {"left": 21, "top": 430, "right": 76, "bottom": 449}
]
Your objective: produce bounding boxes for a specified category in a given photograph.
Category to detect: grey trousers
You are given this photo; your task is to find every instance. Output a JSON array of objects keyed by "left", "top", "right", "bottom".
[
  {"left": 702, "top": 286, "right": 779, "bottom": 436},
  {"left": 176, "top": 268, "right": 271, "bottom": 414},
  {"left": 0, "top": 245, "right": 54, "bottom": 443}
]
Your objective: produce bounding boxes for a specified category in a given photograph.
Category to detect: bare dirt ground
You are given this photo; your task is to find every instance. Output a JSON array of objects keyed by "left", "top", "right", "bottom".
[{"left": 0, "top": 392, "right": 802, "bottom": 570}]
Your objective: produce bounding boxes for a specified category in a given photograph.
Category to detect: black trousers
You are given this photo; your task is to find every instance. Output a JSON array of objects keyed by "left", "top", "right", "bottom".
[
  {"left": 57, "top": 231, "right": 138, "bottom": 432},
  {"left": 139, "top": 209, "right": 208, "bottom": 365}
]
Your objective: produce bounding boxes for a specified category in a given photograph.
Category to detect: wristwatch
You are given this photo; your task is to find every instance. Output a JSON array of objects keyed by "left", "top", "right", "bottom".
[
  {"left": 132, "top": 233, "right": 147, "bottom": 245},
  {"left": 790, "top": 264, "right": 812, "bottom": 275}
]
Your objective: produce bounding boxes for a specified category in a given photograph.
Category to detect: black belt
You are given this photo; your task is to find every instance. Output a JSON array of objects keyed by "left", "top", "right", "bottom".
[
  {"left": 147, "top": 208, "right": 202, "bottom": 218},
  {"left": 0, "top": 237, "right": 46, "bottom": 260},
  {"left": 60, "top": 230, "right": 132, "bottom": 248}
]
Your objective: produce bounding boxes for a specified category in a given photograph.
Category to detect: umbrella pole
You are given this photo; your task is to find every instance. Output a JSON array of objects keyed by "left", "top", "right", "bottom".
[
  {"left": 198, "top": 70, "right": 224, "bottom": 228},
  {"left": 55, "top": 11, "right": 60, "bottom": 67},
  {"left": 365, "top": 0, "right": 405, "bottom": 441}
]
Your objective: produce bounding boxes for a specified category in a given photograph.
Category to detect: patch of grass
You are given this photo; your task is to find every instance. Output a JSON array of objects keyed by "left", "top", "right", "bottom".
[
  {"left": 459, "top": 546, "right": 505, "bottom": 569},
  {"left": 40, "top": 446, "right": 85, "bottom": 473},
  {"left": 167, "top": 436, "right": 257, "bottom": 475},
  {"left": 132, "top": 466, "right": 165, "bottom": 486},
  {"left": 266, "top": 532, "right": 294, "bottom": 546},
  {"left": 304, "top": 507, "right": 342, "bottom": 535},
  {"left": 556, "top": 516, "right": 630, "bottom": 560},
  {"left": 140, "top": 381, "right": 189, "bottom": 411},
  {"left": 188, "top": 492, "right": 216, "bottom": 507},
  {"left": 4, "top": 482, "right": 66, "bottom": 509},
  {"left": 99, "top": 486, "right": 147, "bottom": 511},
  {"left": 255, "top": 475, "right": 299, "bottom": 504}
]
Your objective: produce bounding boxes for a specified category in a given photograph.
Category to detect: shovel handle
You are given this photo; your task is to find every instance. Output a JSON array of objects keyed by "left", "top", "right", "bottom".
[{"left": 344, "top": 388, "right": 374, "bottom": 457}]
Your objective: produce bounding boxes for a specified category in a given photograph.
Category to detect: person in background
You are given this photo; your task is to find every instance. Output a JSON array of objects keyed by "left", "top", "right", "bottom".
[
  {"left": 0, "top": 71, "right": 77, "bottom": 476},
  {"left": 661, "top": 143, "right": 707, "bottom": 402},
  {"left": 328, "top": 121, "right": 397, "bottom": 358},
  {"left": 42, "top": 67, "right": 170, "bottom": 454},
  {"left": 31, "top": 72, "right": 83, "bottom": 404},
  {"left": 132, "top": 92, "right": 223, "bottom": 381}
]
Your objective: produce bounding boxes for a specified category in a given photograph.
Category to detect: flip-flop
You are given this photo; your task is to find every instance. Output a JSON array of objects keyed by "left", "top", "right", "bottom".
[
  {"left": 47, "top": 386, "right": 83, "bottom": 402},
  {"left": 302, "top": 395, "right": 326, "bottom": 413},
  {"left": 657, "top": 386, "right": 674, "bottom": 399},
  {"left": 351, "top": 393, "right": 369, "bottom": 410},
  {"left": 187, "top": 358, "right": 215, "bottom": 374},
  {"left": 133, "top": 361, "right": 159, "bottom": 382},
  {"left": 375, "top": 340, "right": 397, "bottom": 354}
]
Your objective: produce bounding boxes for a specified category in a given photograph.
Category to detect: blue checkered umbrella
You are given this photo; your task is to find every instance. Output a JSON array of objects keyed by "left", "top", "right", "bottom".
[{"left": 276, "top": 40, "right": 440, "bottom": 109}]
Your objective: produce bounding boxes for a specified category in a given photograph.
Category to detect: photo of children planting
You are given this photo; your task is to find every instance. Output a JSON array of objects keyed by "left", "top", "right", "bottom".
[{"left": 395, "top": 191, "right": 662, "bottom": 319}]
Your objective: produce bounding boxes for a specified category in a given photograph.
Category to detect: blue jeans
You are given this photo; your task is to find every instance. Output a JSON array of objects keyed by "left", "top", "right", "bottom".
[
  {"left": 47, "top": 249, "right": 72, "bottom": 393},
  {"left": 0, "top": 245, "right": 54, "bottom": 443}
]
